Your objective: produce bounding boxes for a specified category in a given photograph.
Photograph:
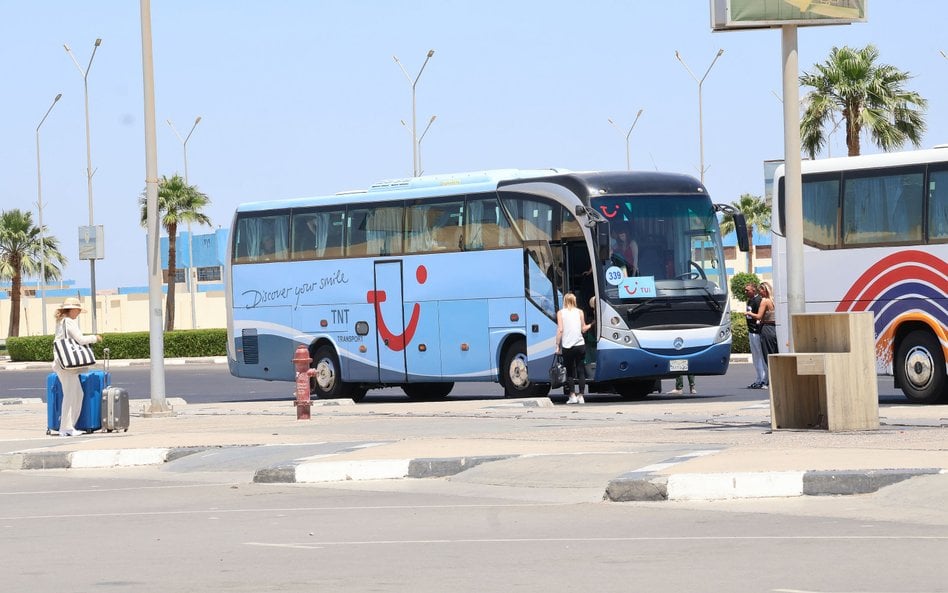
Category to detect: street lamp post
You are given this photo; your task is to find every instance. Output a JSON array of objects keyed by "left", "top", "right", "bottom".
[
  {"left": 36, "top": 92, "right": 62, "bottom": 335},
  {"left": 393, "top": 49, "right": 435, "bottom": 177},
  {"left": 166, "top": 116, "right": 202, "bottom": 329},
  {"left": 675, "top": 48, "right": 724, "bottom": 183},
  {"left": 607, "top": 109, "right": 644, "bottom": 170},
  {"left": 402, "top": 115, "right": 437, "bottom": 176},
  {"left": 65, "top": 37, "right": 102, "bottom": 333}
]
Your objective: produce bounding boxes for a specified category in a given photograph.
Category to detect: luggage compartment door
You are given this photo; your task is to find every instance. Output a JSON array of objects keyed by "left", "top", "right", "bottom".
[{"left": 372, "top": 260, "right": 408, "bottom": 383}]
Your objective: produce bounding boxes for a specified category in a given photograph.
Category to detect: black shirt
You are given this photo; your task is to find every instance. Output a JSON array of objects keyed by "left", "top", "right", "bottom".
[{"left": 746, "top": 294, "right": 762, "bottom": 334}]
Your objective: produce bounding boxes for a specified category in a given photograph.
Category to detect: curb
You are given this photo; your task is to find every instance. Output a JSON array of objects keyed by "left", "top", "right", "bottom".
[
  {"left": 0, "top": 446, "right": 207, "bottom": 471},
  {"left": 604, "top": 467, "right": 944, "bottom": 501},
  {"left": 253, "top": 454, "right": 517, "bottom": 484}
]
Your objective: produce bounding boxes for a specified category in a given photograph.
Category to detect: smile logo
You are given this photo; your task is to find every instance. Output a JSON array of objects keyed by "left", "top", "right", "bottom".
[
  {"left": 366, "top": 265, "right": 427, "bottom": 352},
  {"left": 600, "top": 205, "right": 619, "bottom": 218}
]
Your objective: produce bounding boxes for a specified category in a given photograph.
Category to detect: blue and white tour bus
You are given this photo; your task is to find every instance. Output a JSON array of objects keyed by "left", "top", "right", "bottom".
[{"left": 226, "top": 169, "right": 747, "bottom": 401}]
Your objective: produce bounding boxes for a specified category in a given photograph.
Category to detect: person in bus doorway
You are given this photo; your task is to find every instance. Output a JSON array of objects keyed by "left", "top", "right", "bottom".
[
  {"left": 556, "top": 292, "right": 592, "bottom": 404},
  {"left": 744, "top": 283, "right": 768, "bottom": 389},
  {"left": 52, "top": 298, "right": 101, "bottom": 436}
]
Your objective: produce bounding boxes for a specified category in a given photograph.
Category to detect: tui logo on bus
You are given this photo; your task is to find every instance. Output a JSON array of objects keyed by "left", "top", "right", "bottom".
[
  {"left": 366, "top": 264, "right": 427, "bottom": 352},
  {"left": 599, "top": 205, "right": 620, "bottom": 218}
]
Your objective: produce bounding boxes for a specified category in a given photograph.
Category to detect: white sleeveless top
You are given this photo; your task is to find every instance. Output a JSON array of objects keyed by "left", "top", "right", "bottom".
[{"left": 560, "top": 307, "right": 584, "bottom": 349}]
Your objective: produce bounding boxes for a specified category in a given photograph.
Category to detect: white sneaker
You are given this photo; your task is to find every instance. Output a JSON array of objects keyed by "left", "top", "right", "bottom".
[
  {"left": 576, "top": 395, "right": 585, "bottom": 404},
  {"left": 566, "top": 395, "right": 579, "bottom": 405},
  {"left": 667, "top": 388, "right": 682, "bottom": 395},
  {"left": 690, "top": 387, "right": 697, "bottom": 395}
]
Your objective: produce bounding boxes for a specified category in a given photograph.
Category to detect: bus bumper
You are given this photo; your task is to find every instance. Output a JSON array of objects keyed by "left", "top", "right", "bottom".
[{"left": 594, "top": 342, "right": 732, "bottom": 381}]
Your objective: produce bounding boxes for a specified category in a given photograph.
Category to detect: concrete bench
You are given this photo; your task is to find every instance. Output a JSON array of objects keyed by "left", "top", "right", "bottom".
[{"left": 769, "top": 312, "right": 879, "bottom": 432}]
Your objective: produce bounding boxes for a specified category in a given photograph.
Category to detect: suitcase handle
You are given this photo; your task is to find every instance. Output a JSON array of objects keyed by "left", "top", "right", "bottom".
[{"left": 103, "top": 347, "right": 110, "bottom": 376}]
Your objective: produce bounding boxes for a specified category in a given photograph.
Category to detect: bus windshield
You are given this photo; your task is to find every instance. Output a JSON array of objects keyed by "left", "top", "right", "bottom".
[{"left": 592, "top": 194, "right": 727, "bottom": 309}]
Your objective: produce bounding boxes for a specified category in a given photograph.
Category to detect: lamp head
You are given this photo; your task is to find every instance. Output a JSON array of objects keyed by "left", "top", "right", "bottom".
[
  {"left": 95, "top": 38, "right": 102, "bottom": 46},
  {"left": 195, "top": 116, "right": 202, "bottom": 124},
  {"left": 63, "top": 43, "right": 71, "bottom": 52},
  {"left": 427, "top": 49, "right": 435, "bottom": 58},
  {"left": 54, "top": 93, "right": 62, "bottom": 102},
  {"left": 716, "top": 48, "right": 724, "bottom": 57}
]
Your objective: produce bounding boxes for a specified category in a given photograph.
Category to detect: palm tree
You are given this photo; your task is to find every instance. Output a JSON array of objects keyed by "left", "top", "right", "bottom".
[
  {"left": 800, "top": 44, "right": 927, "bottom": 158},
  {"left": 139, "top": 175, "right": 211, "bottom": 331},
  {"left": 0, "top": 209, "right": 67, "bottom": 336},
  {"left": 719, "top": 193, "right": 770, "bottom": 275}
]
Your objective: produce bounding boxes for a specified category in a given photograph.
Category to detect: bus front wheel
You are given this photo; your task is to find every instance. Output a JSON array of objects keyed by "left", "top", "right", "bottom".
[
  {"left": 895, "top": 330, "right": 947, "bottom": 404},
  {"left": 311, "top": 345, "right": 351, "bottom": 399},
  {"left": 502, "top": 339, "right": 547, "bottom": 398}
]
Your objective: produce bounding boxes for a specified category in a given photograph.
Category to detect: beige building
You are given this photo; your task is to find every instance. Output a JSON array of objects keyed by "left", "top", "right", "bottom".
[{"left": 0, "top": 288, "right": 226, "bottom": 339}]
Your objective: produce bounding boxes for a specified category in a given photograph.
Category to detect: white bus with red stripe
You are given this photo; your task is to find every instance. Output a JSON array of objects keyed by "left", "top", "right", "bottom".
[{"left": 772, "top": 148, "right": 948, "bottom": 403}]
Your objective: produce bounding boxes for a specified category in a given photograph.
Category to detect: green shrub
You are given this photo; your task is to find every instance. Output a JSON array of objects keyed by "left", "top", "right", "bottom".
[
  {"left": 730, "top": 311, "right": 750, "bottom": 354},
  {"left": 729, "top": 272, "right": 761, "bottom": 303},
  {"left": 6, "top": 328, "right": 227, "bottom": 362}
]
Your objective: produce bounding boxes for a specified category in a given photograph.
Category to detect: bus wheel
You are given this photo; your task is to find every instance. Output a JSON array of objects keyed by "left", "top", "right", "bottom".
[
  {"left": 403, "top": 382, "right": 454, "bottom": 401},
  {"left": 616, "top": 380, "right": 656, "bottom": 400},
  {"left": 502, "top": 339, "right": 543, "bottom": 398},
  {"left": 311, "top": 345, "right": 351, "bottom": 399},
  {"left": 895, "top": 330, "right": 947, "bottom": 404}
]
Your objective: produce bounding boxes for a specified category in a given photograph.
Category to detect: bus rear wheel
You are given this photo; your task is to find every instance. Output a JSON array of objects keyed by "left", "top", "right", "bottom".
[
  {"left": 311, "top": 345, "right": 352, "bottom": 399},
  {"left": 403, "top": 382, "right": 454, "bottom": 401},
  {"left": 501, "top": 339, "right": 548, "bottom": 398},
  {"left": 895, "top": 330, "right": 948, "bottom": 404}
]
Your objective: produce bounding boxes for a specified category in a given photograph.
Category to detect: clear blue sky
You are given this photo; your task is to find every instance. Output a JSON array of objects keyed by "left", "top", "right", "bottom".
[{"left": 3, "top": 1, "right": 947, "bottom": 289}]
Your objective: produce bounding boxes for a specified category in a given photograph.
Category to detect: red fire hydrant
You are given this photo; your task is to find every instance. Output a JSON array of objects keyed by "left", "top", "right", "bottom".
[{"left": 293, "top": 345, "right": 317, "bottom": 420}]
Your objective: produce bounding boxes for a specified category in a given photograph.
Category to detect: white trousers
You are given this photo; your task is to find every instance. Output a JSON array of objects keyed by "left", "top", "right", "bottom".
[{"left": 55, "top": 365, "right": 83, "bottom": 433}]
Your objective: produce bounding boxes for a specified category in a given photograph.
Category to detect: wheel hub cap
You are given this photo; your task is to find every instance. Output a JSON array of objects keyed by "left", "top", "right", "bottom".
[{"left": 904, "top": 346, "right": 934, "bottom": 389}]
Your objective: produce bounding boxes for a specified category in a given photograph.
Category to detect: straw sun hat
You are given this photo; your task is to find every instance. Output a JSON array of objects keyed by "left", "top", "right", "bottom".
[{"left": 57, "top": 297, "right": 86, "bottom": 312}]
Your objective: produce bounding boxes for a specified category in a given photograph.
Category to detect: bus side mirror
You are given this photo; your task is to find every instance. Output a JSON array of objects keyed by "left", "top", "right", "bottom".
[
  {"left": 733, "top": 213, "right": 749, "bottom": 252},
  {"left": 596, "top": 223, "right": 611, "bottom": 262}
]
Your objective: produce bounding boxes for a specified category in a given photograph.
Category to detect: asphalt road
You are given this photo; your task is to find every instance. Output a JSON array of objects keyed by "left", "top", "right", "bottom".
[
  {"left": 3, "top": 360, "right": 910, "bottom": 405},
  {"left": 3, "top": 466, "right": 947, "bottom": 593}
]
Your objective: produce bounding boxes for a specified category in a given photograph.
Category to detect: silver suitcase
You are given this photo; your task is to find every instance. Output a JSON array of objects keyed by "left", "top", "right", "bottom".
[
  {"left": 101, "top": 386, "right": 130, "bottom": 432},
  {"left": 100, "top": 348, "right": 130, "bottom": 433}
]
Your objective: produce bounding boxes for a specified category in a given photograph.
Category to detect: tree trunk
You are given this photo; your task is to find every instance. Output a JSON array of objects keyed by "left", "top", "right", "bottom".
[
  {"left": 8, "top": 261, "right": 22, "bottom": 337},
  {"left": 165, "top": 223, "right": 177, "bottom": 331},
  {"left": 846, "top": 108, "right": 861, "bottom": 156}
]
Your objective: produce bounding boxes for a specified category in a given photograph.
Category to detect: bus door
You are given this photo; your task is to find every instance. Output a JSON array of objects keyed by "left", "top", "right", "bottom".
[
  {"left": 372, "top": 260, "right": 408, "bottom": 383},
  {"left": 523, "top": 240, "right": 559, "bottom": 380}
]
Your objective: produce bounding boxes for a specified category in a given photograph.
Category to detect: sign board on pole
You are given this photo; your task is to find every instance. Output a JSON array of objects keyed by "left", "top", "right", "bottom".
[
  {"left": 78, "top": 225, "right": 105, "bottom": 260},
  {"left": 711, "top": 0, "right": 867, "bottom": 31}
]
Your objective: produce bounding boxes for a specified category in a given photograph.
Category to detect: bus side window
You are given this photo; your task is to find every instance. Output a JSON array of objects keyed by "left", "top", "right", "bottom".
[
  {"left": 930, "top": 170, "right": 948, "bottom": 241},
  {"left": 292, "top": 210, "right": 345, "bottom": 260},
  {"left": 347, "top": 208, "right": 370, "bottom": 257},
  {"left": 429, "top": 201, "right": 463, "bottom": 251},
  {"left": 464, "top": 195, "right": 518, "bottom": 250}
]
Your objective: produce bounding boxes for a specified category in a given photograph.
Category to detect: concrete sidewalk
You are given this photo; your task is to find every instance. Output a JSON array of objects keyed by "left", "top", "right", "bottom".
[{"left": 2, "top": 392, "right": 946, "bottom": 502}]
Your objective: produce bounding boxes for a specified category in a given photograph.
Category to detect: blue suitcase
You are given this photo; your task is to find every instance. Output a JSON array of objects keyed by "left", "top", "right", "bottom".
[{"left": 46, "top": 371, "right": 109, "bottom": 434}]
